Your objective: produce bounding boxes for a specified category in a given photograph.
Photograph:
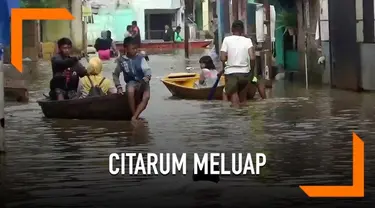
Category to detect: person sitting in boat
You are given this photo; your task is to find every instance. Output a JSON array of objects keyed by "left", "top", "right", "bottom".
[
  {"left": 113, "top": 37, "right": 151, "bottom": 123},
  {"left": 49, "top": 37, "right": 87, "bottom": 100},
  {"left": 94, "top": 31, "right": 112, "bottom": 60},
  {"left": 194, "top": 55, "right": 218, "bottom": 88},
  {"left": 77, "top": 57, "right": 117, "bottom": 98},
  {"left": 106, "top": 30, "right": 119, "bottom": 57},
  {"left": 173, "top": 26, "right": 184, "bottom": 43}
]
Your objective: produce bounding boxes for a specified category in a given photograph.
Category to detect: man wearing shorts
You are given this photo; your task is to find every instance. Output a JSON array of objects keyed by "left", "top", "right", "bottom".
[{"left": 218, "top": 20, "right": 256, "bottom": 107}]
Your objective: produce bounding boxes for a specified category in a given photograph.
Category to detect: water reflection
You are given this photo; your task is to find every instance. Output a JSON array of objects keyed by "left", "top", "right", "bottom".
[{"left": 46, "top": 119, "right": 151, "bottom": 147}]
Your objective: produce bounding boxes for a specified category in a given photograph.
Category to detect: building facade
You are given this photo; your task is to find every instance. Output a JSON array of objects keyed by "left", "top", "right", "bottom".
[
  {"left": 87, "top": 0, "right": 183, "bottom": 42},
  {"left": 40, "top": 0, "right": 85, "bottom": 59}
]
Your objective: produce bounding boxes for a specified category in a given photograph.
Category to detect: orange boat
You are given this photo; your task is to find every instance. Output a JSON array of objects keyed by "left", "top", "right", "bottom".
[
  {"left": 161, "top": 73, "right": 260, "bottom": 100},
  {"left": 115, "top": 39, "right": 212, "bottom": 52},
  {"left": 161, "top": 73, "right": 225, "bottom": 100}
]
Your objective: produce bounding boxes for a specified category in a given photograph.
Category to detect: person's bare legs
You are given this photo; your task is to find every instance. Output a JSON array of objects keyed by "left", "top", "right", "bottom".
[
  {"left": 229, "top": 92, "right": 240, "bottom": 108},
  {"left": 247, "top": 83, "right": 257, "bottom": 100},
  {"left": 57, "top": 94, "right": 64, "bottom": 100},
  {"left": 256, "top": 81, "right": 266, "bottom": 99},
  {"left": 226, "top": 74, "right": 241, "bottom": 107},
  {"left": 239, "top": 83, "right": 249, "bottom": 104},
  {"left": 127, "top": 86, "right": 136, "bottom": 115},
  {"left": 55, "top": 89, "right": 64, "bottom": 100},
  {"left": 222, "top": 91, "right": 228, "bottom": 101},
  {"left": 132, "top": 90, "right": 150, "bottom": 121}
]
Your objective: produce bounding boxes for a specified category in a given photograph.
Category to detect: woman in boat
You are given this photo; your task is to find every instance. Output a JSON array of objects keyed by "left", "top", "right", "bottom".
[
  {"left": 173, "top": 26, "right": 184, "bottom": 42},
  {"left": 94, "top": 31, "right": 112, "bottom": 60},
  {"left": 49, "top": 37, "right": 87, "bottom": 100},
  {"left": 194, "top": 55, "right": 218, "bottom": 88},
  {"left": 106, "top": 30, "right": 119, "bottom": 57},
  {"left": 77, "top": 57, "right": 117, "bottom": 98}
]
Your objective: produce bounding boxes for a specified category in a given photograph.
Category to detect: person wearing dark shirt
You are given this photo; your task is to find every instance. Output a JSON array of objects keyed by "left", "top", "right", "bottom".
[
  {"left": 163, "top": 25, "right": 173, "bottom": 41},
  {"left": 106, "top": 30, "right": 118, "bottom": 57},
  {"left": 94, "top": 31, "right": 112, "bottom": 60},
  {"left": 131, "top": 21, "right": 141, "bottom": 48},
  {"left": 50, "top": 37, "right": 87, "bottom": 100}
]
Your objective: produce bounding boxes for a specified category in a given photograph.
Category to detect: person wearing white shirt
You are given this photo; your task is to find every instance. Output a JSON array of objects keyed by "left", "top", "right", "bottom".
[{"left": 218, "top": 20, "right": 257, "bottom": 107}]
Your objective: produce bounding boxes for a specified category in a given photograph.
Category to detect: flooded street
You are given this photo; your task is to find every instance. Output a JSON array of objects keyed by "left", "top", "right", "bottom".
[{"left": 1, "top": 49, "right": 374, "bottom": 207}]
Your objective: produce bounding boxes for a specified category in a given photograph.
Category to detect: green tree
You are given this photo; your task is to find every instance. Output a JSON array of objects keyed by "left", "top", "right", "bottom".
[{"left": 20, "top": 0, "right": 59, "bottom": 8}]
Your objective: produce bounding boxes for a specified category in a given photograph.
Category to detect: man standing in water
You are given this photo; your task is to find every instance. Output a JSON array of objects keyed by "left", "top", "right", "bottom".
[{"left": 218, "top": 20, "right": 262, "bottom": 107}]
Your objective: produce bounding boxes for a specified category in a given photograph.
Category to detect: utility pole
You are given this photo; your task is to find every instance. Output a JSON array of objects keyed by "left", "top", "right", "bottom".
[
  {"left": 82, "top": 0, "right": 88, "bottom": 57},
  {"left": 184, "top": 0, "right": 190, "bottom": 58},
  {"left": 0, "top": 44, "right": 4, "bottom": 153},
  {"left": 263, "top": 0, "right": 272, "bottom": 81},
  {"left": 217, "top": 0, "right": 223, "bottom": 50}
]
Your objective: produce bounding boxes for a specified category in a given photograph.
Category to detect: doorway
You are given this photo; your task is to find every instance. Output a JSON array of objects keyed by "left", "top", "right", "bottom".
[{"left": 145, "top": 13, "right": 173, "bottom": 39}]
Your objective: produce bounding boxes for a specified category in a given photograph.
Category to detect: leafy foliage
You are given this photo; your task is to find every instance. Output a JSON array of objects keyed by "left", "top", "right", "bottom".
[{"left": 276, "top": 10, "right": 297, "bottom": 28}]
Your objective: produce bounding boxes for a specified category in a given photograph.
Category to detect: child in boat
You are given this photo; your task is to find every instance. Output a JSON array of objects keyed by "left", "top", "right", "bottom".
[
  {"left": 113, "top": 37, "right": 151, "bottom": 123},
  {"left": 194, "top": 55, "right": 218, "bottom": 88},
  {"left": 77, "top": 57, "right": 116, "bottom": 98}
]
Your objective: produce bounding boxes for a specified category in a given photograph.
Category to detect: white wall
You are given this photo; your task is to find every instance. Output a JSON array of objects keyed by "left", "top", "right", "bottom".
[
  {"left": 90, "top": 0, "right": 182, "bottom": 40},
  {"left": 71, "top": 0, "right": 83, "bottom": 49},
  {"left": 131, "top": 0, "right": 182, "bottom": 40}
]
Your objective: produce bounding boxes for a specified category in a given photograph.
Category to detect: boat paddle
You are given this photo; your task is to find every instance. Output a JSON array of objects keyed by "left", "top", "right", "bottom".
[
  {"left": 207, "top": 74, "right": 222, "bottom": 100},
  {"left": 207, "top": 62, "right": 225, "bottom": 101}
]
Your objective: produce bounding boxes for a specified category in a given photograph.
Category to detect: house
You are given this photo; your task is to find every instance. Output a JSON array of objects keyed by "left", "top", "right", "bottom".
[{"left": 86, "top": 0, "right": 184, "bottom": 42}]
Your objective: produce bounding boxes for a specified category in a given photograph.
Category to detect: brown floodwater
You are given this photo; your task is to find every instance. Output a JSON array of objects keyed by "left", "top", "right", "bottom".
[{"left": 0, "top": 49, "right": 374, "bottom": 207}]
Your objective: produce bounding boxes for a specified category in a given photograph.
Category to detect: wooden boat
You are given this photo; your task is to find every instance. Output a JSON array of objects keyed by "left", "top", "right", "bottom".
[
  {"left": 115, "top": 39, "right": 212, "bottom": 52},
  {"left": 161, "top": 73, "right": 225, "bottom": 100},
  {"left": 37, "top": 94, "right": 135, "bottom": 120}
]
